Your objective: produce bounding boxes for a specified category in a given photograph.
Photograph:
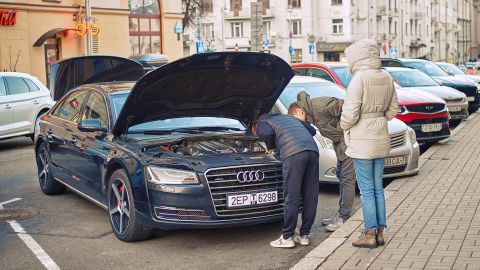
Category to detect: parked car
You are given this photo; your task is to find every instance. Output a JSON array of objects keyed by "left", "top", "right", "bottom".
[
  {"left": 436, "top": 62, "right": 480, "bottom": 85},
  {"left": 129, "top": 54, "right": 169, "bottom": 72},
  {"left": 0, "top": 72, "right": 53, "bottom": 141},
  {"left": 292, "top": 63, "right": 451, "bottom": 143},
  {"left": 273, "top": 76, "right": 420, "bottom": 182},
  {"left": 465, "top": 62, "right": 479, "bottom": 75},
  {"left": 381, "top": 58, "right": 479, "bottom": 113},
  {"left": 384, "top": 67, "right": 469, "bottom": 124},
  {"left": 35, "top": 52, "right": 296, "bottom": 242}
]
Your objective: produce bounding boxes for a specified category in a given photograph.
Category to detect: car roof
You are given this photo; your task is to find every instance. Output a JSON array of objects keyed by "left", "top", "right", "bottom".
[
  {"left": 294, "top": 62, "right": 348, "bottom": 68},
  {"left": 290, "top": 75, "right": 333, "bottom": 84},
  {"left": 0, "top": 72, "right": 38, "bottom": 79},
  {"left": 383, "top": 67, "right": 419, "bottom": 72},
  {"left": 383, "top": 58, "right": 430, "bottom": 63}
]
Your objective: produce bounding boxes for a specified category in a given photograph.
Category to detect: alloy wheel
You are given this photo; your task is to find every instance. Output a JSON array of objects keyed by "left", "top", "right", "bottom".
[
  {"left": 37, "top": 145, "right": 49, "bottom": 190},
  {"left": 109, "top": 178, "right": 131, "bottom": 235}
]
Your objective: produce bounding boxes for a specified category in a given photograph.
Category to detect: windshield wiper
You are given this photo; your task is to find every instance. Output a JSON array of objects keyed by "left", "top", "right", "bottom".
[
  {"left": 128, "top": 128, "right": 203, "bottom": 135},
  {"left": 197, "top": 126, "right": 242, "bottom": 132}
]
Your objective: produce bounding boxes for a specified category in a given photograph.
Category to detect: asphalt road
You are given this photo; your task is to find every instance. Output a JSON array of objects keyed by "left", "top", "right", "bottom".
[{"left": 0, "top": 137, "right": 364, "bottom": 270}]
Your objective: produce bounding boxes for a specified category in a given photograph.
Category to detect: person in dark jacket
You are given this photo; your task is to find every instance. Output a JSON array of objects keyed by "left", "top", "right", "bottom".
[
  {"left": 252, "top": 113, "right": 319, "bottom": 248},
  {"left": 293, "top": 91, "right": 356, "bottom": 232}
]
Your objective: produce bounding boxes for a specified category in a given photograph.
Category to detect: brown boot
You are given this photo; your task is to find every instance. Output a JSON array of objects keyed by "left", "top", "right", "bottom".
[
  {"left": 352, "top": 229, "right": 378, "bottom": 248},
  {"left": 377, "top": 226, "right": 385, "bottom": 246}
]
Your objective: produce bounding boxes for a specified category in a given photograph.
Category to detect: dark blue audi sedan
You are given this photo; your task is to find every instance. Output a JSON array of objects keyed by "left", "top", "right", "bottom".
[{"left": 35, "top": 52, "right": 294, "bottom": 242}]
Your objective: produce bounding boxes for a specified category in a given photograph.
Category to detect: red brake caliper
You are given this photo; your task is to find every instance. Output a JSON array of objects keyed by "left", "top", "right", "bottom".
[{"left": 115, "top": 185, "right": 123, "bottom": 207}]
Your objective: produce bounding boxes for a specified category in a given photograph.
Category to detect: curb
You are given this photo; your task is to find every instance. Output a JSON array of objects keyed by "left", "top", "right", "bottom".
[{"left": 289, "top": 112, "right": 478, "bottom": 270}]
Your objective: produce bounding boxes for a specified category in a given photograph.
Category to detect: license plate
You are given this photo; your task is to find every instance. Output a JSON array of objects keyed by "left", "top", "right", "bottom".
[
  {"left": 421, "top": 123, "right": 442, "bottom": 133},
  {"left": 448, "top": 106, "right": 462, "bottom": 112},
  {"left": 227, "top": 190, "right": 278, "bottom": 208},
  {"left": 468, "top": 96, "right": 475, "bottom": 101},
  {"left": 385, "top": 156, "right": 407, "bottom": 168}
]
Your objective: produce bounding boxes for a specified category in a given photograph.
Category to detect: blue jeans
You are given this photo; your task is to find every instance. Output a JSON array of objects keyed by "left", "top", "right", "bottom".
[{"left": 352, "top": 158, "right": 387, "bottom": 230}]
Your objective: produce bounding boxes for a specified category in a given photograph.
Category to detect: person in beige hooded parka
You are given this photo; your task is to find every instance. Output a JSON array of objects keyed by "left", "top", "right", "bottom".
[{"left": 341, "top": 39, "right": 398, "bottom": 248}]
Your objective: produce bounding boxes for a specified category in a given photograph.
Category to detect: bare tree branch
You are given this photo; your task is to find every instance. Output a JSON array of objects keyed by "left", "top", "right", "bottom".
[{"left": 182, "top": 0, "right": 204, "bottom": 32}]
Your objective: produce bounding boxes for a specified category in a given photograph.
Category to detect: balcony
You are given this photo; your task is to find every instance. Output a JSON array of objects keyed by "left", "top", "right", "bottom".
[
  {"left": 413, "top": 11, "right": 423, "bottom": 20},
  {"left": 377, "top": 5, "right": 388, "bottom": 16},
  {"left": 225, "top": 7, "right": 275, "bottom": 20}
]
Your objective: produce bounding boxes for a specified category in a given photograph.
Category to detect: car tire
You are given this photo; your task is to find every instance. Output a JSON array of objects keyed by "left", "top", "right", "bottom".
[
  {"left": 468, "top": 105, "right": 478, "bottom": 114},
  {"left": 450, "top": 119, "right": 462, "bottom": 126},
  {"left": 108, "top": 169, "right": 151, "bottom": 242},
  {"left": 36, "top": 142, "right": 65, "bottom": 195}
]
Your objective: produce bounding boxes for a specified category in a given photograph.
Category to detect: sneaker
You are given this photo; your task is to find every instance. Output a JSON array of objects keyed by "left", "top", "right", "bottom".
[
  {"left": 294, "top": 234, "right": 310, "bottom": 246},
  {"left": 270, "top": 235, "right": 295, "bottom": 248},
  {"left": 325, "top": 216, "right": 344, "bottom": 232},
  {"left": 322, "top": 214, "right": 339, "bottom": 225}
]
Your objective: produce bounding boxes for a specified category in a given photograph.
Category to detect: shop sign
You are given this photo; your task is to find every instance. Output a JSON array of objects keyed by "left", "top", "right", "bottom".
[
  {"left": 0, "top": 9, "right": 16, "bottom": 26},
  {"left": 76, "top": 23, "right": 100, "bottom": 36}
]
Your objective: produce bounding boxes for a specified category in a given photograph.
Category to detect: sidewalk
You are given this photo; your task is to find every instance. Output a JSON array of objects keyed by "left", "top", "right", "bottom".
[{"left": 292, "top": 113, "right": 480, "bottom": 270}]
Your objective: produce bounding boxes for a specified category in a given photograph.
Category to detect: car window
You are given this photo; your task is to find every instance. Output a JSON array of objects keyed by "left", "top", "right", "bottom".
[
  {"left": 4, "top": 76, "right": 30, "bottom": 95},
  {"left": 293, "top": 68, "right": 308, "bottom": 76},
  {"left": 23, "top": 78, "right": 41, "bottom": 92},
  {"left": 279, "top": 81, "right": 346, "bottom": 108},
  {"left": 403, "top": 61, "right": 448, "bottom": 76},
  {"left": 438, "top": 63, "right": 465, "bottom": 75},
  {"left": 270, "top": 104, "right": 281, "bottom": 114},
  {"left": 330, "top": 66, "right": 352, "bottom": 86},
  {"left": 81, "top": 91, "right": 108, "bottom": 127},
  {"left": 310, "top": 68, "right": 335, "bottom": 83},
  {"left": 54, "top": 91, "right": 89, "bottom": 123},
  {"left": 382, "top": 61, "right": 402, "bottom": 67},
  {"left": 389, "top": 70, "right": 438, "bottom": 87},
  {"left": 0, "top": 78, "right": 6, "bottom": 96}
]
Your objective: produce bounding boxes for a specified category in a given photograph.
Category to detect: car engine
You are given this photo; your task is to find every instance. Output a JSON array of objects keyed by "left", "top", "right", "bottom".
[{"left": 153, "top": 138, "right": 267, "bottom": 157}]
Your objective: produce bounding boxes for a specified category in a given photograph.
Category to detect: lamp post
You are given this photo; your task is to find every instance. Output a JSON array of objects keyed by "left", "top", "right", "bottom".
[
  {"left": 85, "top": 0, "right": 93, "bottom": 55},
  {"left": 288, "top": 5, "right": 293, "bottom": 63}
]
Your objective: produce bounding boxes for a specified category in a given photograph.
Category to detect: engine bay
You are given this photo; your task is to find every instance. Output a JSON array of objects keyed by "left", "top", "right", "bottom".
[{"left": 150, "top": 137, "right": 267, "bottom": 157}]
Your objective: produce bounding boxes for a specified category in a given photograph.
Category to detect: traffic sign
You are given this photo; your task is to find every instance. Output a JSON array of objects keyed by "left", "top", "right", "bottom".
[
  {"left": 390, "top": 47, "right": 398, "bottom": 57},
  {"left": 263, "top": 38, "right": 270, "bottom": 50},
  {"left": 289, "top": 45, "right": 295, "bottom": 56},
  {"left": 196, "top": 41, "right": 206, "bottom": 53},
  {"left": 308, "top": 35, "right": 316, "bottom": 44},
  {"left": 309, "top": 44, "right": 316, "bottom": 55}
]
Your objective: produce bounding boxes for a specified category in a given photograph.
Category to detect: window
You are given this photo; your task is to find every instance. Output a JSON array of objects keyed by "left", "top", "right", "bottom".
[
  {"left": 310, "top": 68, "right": 335, "bottom": 83},
  {"left": 4, "top": 76, "right": 30, "bottom": 95},
  {"left": 288, "top": 0, "right": 301, "bottom": 8},
  {"left": 0, "top": 78, "right": 6, "bottom": 96},
  {"left": 202, "top": 0, "right": 213, "bottom": 13},
  {"left": 54, "top": 91, "right": 89, "bottom": 123},
  {"left": 81, "top": 91, "right": 108, "bottom": 127},
  {"left": 201, "top": 24, "right": 214, "bottom": 39},
  {"left": 24, "top": 78, "right": 40, "bottom": 92},
  {"left": 262, "top": 21, "right": 271, "bottom": 36},
  {"left": 292, "top": 20, "right": 302, "bottom": 35},
  {"left": 405, "top": 22, "right": 408, "bottom": 36},
  {"left": 293, "top": 68, "right": 308, "bottom": 75},
  {"left": 262, "top": 0, "right": 270, "bottom": 9},
  {"left": 332, "top": 0, "right": 342, "bottom": 5},
  {"left": 129, "top": 0, "right": 162, "bottom": 55},
  {"left": 230, "top": 0, "right": 242, "bottom": 10},
  {"left": 292, "top": 49, "right": 303, "bottom": 63},
  {"left": 395, "top": 21, "right": 397, "bottom": 35},
  {"left": 231, "top": 22, "right": 243, "bottom": 37},
  {"left": 332, "top": 19, "right": 343, "bottom": 34}
]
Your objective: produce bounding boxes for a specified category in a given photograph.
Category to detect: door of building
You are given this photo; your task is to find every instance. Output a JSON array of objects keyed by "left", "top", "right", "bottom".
[{"left": 44, "top": 43, "right": 59, "bottom": 89}]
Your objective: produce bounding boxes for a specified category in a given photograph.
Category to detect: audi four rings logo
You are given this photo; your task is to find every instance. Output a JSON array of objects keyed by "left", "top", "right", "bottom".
[{"left": 236, "top": 170, "right": 265, "bottom": 182}]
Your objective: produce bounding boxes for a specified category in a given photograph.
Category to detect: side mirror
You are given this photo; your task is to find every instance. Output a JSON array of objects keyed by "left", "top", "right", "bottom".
[{"left": 78, "top": 119, "right": 107, "bottom": 132}]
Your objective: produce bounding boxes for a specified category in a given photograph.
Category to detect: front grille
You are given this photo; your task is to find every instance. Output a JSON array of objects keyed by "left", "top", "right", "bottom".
[
  {"left": 406, "top": 104, "right": 445, "bottom": 113},
  {"left": 390, "top": 131, "right": 406, "bottom": 149},
  {"left": 154, "top": 207, "right": 210, "bottom": 221},
  {"left": 205, "top": 164, "right": 284, "bottom": 219},
  {"left": 384, "top": 164, "right": 407, "bottom": 175},
  {"left": 446, "top": 98, "right": 464, "bottom": 103}
]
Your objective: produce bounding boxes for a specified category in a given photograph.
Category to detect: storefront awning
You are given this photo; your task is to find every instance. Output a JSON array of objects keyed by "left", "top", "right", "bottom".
[
  {"left": 316, "top": 42, "right": 351, "bottom": 52},
  {"left": 33, "top": 28, "right": 75, "bottom": 47}
]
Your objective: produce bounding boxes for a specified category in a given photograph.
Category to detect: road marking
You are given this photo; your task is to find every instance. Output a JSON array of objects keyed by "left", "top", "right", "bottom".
[{"left": 1, "top": 198, "right": 60, "bottom": 270}]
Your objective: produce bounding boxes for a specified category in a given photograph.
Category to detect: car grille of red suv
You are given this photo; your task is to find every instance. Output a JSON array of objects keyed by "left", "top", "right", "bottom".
[
  {"left": 406, "top": 104, "right": 445, "bottom": 113},
  {"left": 205, "top": 164, "right": 284, "bottom": 220}
]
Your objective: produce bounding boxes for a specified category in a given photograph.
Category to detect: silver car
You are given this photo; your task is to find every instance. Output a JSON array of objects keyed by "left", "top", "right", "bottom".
[
  {"left": 0, "top": 72, "right": 53, "bottom": 140},
  {"left": 274, "top": 76, "right": 420, "bottom": 183}
]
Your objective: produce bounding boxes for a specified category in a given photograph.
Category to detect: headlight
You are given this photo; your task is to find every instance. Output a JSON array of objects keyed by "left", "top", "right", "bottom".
[
  {"left": 407, "top": 127, "right": 417, "bottom": 144},
  {"left": 146, "top": 167, "right": 199, "bottom": 185},
  {"left": 463, "top": 96, "right": 468, "bottom": 103},
  {"left": 317, "top": 137, "right": 334, "bottom": 149},
  {"left": 475, "top": 83, "right": 480, "bottom": 92}
]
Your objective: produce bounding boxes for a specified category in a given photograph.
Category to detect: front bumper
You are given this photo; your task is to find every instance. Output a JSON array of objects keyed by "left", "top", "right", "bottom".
[
  {"left": 405, "top": 120, "right": 451, "bottom": 143},
  {"left": 447, "top": 101, "right": 469, "bottom": 119}
]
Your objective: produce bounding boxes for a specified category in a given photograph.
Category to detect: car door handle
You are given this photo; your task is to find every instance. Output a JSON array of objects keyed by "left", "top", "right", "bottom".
[
  {"left": 4, "top": 104, "right": 11, "bottom": 109},
  {"left": 33, "top": 100, "right": 39, "bottom": 104},
  {"left": 70, "top": 137, "right": 77, "bottom": 144}
]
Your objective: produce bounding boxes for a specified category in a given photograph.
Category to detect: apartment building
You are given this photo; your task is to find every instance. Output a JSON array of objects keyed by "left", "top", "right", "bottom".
[{"left": 186, "top": 0, "right": 479, "bottom": 64}]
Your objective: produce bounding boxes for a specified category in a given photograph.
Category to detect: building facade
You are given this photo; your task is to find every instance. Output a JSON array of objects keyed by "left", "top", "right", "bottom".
[
  {"left": 0, "top": 0, "right": 183, "bottom": 87},
  {"left": 187, "top": 0, "right": 479, "bottom": 64}
]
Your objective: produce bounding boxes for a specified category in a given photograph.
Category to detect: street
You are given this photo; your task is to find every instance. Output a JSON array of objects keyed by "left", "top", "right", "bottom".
[{"left": 0, "top": 137, "right": 361, "bottom": 270}]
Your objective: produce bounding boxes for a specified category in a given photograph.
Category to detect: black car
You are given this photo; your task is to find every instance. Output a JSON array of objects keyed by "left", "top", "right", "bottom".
[
  {"left": 35, "top": 52, "right": 294, "bottom": 242},
  {"left": 381, "top": 58, "right": 479, "bottom": 113}
]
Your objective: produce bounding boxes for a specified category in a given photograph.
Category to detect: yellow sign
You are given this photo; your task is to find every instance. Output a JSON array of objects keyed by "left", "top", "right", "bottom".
[{"left": 76, "top": 23, "right": 100, "bottom": 36}]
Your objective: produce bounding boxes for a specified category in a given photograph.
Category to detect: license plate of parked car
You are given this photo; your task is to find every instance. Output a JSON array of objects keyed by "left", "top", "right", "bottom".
[
  {"left": 227, "top": 190, "right": 278, "bottom": 208},
  {"left": 468, "top": 96, "right": 475, "bottom": 101},
  {"left": 385, "top": 156, "right": 407, "bottom": 168},
  {"left": 448, "top": 106, "right": 462, "bottom": 112},
  {"left": 421, "top": 123, "right": 442, "bottom": 133}
]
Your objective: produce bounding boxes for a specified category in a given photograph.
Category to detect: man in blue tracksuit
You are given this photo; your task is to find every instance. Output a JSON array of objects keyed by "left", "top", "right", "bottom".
[{"left": 253, "top": 113, "right": 319, "bottom": 248}]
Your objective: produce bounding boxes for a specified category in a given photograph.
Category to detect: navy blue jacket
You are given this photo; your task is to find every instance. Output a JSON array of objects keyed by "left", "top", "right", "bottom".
[{"left": 256, "top": 113, "right": 318, "bottom": 161}]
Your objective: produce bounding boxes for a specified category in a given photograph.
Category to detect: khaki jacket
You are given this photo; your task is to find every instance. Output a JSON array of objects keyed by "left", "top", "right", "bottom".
[
  {"left": 340, "top": 39, "right": 399, "bottom": 159},
  {"left": 296, "top": 91, "right": 348, "bottom": 161}
]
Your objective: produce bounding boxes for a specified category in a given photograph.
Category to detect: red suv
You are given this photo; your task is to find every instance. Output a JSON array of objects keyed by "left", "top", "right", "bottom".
[{"left": 292, "top": 63, "right": 451, "bottom": 143}]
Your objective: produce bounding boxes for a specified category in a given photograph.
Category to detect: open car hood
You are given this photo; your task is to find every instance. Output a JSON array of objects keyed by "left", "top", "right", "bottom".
[{"left": 112, "top": 52, "right": 294, "bottom": 137}]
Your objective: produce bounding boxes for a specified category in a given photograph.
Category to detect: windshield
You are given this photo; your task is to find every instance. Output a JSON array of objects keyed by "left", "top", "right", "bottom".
[
  {"left": 438, "top": 63, "right": 465, "bottom": 75},
  {"left": 279, "top": 81, "right": 346, "bottom": 107},
  {"left": 111, "top": 93, "right": 245, "bottom": 133},
  {"left": 389, "top": 70, "right": 439, "bottom": 87},
  {"left": 331, "top": 66, "right": 353, "bottom": 87},
  {"left": 403, "top": 61, "right": 449, "bottom": 76}
]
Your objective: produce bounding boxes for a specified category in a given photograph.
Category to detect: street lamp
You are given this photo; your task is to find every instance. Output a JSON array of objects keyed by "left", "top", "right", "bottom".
[{"left": 287, "top": 5, "right": 293, "bottom": 63}]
